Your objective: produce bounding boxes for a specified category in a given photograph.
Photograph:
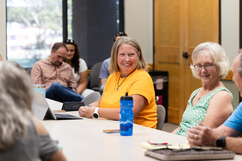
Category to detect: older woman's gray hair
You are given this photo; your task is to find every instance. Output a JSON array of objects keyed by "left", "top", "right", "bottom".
[
  {"left": 0, "top": 61, "right": 33, "bottom": 151},
  {"left": 190, "top": 42, "right": 229, "bottom": 79},
  {"left": 108, "top": 36, "right": 149, "bottom": 74}
]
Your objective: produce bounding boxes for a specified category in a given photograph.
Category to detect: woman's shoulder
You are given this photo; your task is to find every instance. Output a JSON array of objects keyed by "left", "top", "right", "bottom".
[
  {"left": 79, "top": 58, "right": 86, "bottom": 63},
  {"left": 217, "top": 86, "right": 232, "bottom": 94},
  {"left": 135, "top": 69, "right": 151, "bottom": 78},
  {"left": 78, "top": 58, "right": 88, "bottom": 71},
  {"left": 129, "top": 70, "right": 153, "bottom": 85},
  {"left": 79, "top": 58, "right": 87, "bottom": 66},
  {"left": 209, "top": 87, "right": 234, "bottom": 109},
  {"left": 210, "top": 87, "right": 233, "bottom": 99},
  {"left": 212, "top": 89, "right": 233, "bottom": 101}
]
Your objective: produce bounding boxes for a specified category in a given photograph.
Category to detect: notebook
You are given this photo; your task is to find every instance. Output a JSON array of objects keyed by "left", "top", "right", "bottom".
[
  {"left": 145, "top": 147, "right": 235, "bottom": 161},
  {"left": 33, "top": 92, "right": 82, "bottom": 120}
]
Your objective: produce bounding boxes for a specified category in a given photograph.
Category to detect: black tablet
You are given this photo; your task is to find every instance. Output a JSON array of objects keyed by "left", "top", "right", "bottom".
[{"left": 62, "top": 102, "right": 85, "bottom": 111}]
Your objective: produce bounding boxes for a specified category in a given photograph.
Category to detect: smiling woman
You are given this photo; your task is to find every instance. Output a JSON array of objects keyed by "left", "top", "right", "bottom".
[
  {"left": 78, "top": 37, "right": 158, "bottom": 129},
  {"left": 172, "top": 42, "right": 235, "bottom": 137}
]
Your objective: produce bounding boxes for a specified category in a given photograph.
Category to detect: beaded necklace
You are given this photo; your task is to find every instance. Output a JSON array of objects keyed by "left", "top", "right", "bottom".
[{"left": 117, "top": 68, "right": 136, "bottom": 91}]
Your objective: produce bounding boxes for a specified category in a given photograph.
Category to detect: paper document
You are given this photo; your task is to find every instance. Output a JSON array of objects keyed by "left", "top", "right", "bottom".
[{"left": 46, "top": 98, "right": 63, "bottom": 111}]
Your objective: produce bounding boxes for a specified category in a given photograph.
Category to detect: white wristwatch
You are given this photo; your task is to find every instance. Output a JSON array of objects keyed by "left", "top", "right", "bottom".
[{"left": 93, "top": 107, "right": 100, "bottom": 118}]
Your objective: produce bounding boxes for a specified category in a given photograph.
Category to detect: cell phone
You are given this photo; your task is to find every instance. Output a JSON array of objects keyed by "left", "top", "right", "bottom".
[{"left": 103, "top": 129, "right": 120, "bottom": 134}]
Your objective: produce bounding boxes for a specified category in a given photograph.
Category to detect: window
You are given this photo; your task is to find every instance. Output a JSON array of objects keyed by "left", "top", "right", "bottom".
[
  {"left": 7, "top": 0, "right": 63, "bottom": 68},
  {"left": 7, "top": 0, "right": 124, "bottom": 68}
]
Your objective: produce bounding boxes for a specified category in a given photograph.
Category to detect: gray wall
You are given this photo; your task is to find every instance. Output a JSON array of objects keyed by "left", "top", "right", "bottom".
[{"left": 72, "top": 0, "right": 117, "bottom": 67}]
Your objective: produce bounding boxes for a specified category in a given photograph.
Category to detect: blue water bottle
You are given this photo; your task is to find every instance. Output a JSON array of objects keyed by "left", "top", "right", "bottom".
[{"left": 120, "top": 92, "right": 133, "bottom": 136}]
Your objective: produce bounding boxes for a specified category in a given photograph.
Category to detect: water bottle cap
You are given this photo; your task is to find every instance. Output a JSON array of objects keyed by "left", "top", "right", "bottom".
[{"left": 120, "top": 92, "right": 133, "bottom": 100}]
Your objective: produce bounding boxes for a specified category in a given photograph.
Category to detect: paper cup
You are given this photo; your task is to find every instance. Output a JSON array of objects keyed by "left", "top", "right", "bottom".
[{"left": 32, "top": 84, "right": 46, "bottom": 97}]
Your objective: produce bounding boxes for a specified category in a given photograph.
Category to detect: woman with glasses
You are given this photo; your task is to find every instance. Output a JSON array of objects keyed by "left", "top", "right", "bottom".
[
  {"left": 172, "top": 42, "right": 234, "bottom": 137},
  {"left": 63, "top": 39, "right": 94, "bottom": 97}
]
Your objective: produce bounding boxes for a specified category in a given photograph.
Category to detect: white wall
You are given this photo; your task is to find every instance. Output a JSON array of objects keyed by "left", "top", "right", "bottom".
[
  {"left": 221, "top": 0, "right": 240, "bottom": 107},
  {"left": 0, "top": 0, "right": 6, "bottom": 60},
  {"left": 124, "top": 0, "right": 153, "bottom": 64},
  {"left": 221, "top": 0, "right": 240, "bottom": 66}
]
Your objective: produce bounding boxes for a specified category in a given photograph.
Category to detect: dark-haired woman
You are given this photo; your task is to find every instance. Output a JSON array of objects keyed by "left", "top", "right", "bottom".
[{"left": 64, "top": 39, "right": 94, "bottom": 97}]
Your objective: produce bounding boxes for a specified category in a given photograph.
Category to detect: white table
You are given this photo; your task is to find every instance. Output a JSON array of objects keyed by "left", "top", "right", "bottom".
[{"left": 42, "top": 111, "right": 242, "bottom": 161}]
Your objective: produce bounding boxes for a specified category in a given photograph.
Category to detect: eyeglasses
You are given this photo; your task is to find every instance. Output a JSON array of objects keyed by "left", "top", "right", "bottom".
[
  {"left": 193, "top": 63, "right": 214, "bottom": 71},
  {"left": 63, "top": 39, "right": 75, "bottom": 44},
  {"left": 115, "top": 32, "right": 127, "bottom": 37}
]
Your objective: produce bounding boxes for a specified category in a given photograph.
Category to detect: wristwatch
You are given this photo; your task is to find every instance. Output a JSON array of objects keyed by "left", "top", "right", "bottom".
[
  {"left": 93, "top": 107, "right": 100, "bottom": 118},
  {"left": 216, "top": 136, "right": 226, "bottom": 148}
]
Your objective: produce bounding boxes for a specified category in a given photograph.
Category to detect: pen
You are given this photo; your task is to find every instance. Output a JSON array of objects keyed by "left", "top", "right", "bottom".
[{"left": 148, "top": 141, "right": 169, "bottom": 145}]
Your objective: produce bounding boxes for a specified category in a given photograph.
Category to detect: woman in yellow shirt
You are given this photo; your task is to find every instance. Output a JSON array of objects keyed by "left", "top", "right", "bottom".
[{"left": 79, "top": 37, "right": 157, "bottom": 128}]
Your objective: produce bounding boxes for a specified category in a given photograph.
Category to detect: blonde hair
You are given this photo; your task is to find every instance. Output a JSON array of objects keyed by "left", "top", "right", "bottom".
[
  {"left": 108, "top": 37, "right": 149, "bottom": 74},
  {"left": 0, "top": 61, "right": 32, "bottom": 151},
  {"left": 190, "top": 42, "right": 229, "bottom": 79}
]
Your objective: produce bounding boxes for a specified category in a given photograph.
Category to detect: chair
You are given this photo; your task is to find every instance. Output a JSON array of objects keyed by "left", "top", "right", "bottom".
[
  {"left": 88, "top": 62, "right": 102, "bottom": 91},
  {"left": 156, "top": 105, "right": 166, "bottom": 130},
  {"left": 81, "top": 91, "right": 101, "bottom": 106}
]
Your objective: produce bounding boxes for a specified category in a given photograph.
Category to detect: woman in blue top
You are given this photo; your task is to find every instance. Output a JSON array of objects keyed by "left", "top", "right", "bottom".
[{"left": 172, "top": 42, "right": 234, "bottom": 137}]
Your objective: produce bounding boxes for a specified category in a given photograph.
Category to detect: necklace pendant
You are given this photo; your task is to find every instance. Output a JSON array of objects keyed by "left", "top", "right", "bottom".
[{"left": 117, "top": 87, "right": 119, "bottom": 91}]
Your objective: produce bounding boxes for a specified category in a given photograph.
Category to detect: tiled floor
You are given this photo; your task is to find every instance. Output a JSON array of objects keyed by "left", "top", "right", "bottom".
[{"left": 162, "top": 123, "right": 178, "bottom": 133}]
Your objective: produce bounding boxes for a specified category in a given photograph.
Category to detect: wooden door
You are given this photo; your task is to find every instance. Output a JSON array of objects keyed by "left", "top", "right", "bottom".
[{"left": 154, "top": 0, "right": 219, "bottom": 124}]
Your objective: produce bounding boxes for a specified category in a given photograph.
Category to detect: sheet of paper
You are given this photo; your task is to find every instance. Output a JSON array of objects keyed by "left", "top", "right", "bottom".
[{"left": 46, "top": 98, "right": 63, "bottom": 111}]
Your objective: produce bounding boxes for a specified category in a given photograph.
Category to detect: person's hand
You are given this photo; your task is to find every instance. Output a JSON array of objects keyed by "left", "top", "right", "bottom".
[
  {"left": 186, "top": 121, "right": 219, "bottom": 147},
  {"left": 78, "top": 106, "right": 95, "bottom": 118}
]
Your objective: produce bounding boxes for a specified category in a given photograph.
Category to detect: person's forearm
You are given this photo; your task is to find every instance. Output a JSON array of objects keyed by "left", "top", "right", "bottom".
[
  {"left": 225, "top": 137, "right": 242, "bottom": 154},
  {"left": 77, "top": 83, "right": 87, "bottom": 94},
  {"left": 98, "top": 108, "right": 120, "bottom": 120}
]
